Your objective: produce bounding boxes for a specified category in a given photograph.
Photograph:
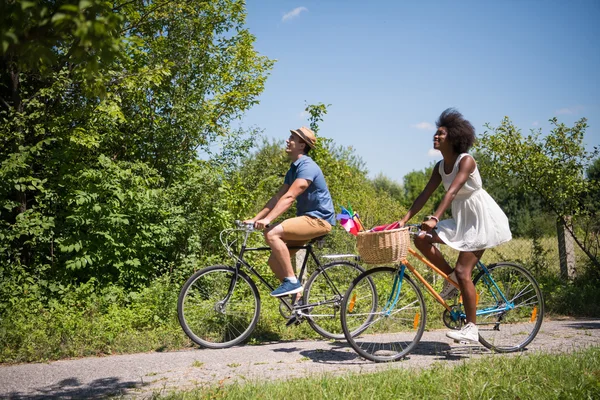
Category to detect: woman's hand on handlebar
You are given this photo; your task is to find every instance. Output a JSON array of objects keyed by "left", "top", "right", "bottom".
[{"left": 420, "top": 216, "right": 438, "bottom": 233}]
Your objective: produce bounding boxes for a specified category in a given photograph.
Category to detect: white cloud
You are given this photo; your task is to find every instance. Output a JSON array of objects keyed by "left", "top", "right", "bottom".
[
  {"left": 556, "top": 108, "right": 574, "bottom": 115},
  {"left": 532, "top": 121, "right": 539, "bottom": 126},
  {"left": 411, "top": 122, "right": 435, "bottom": 131},
  {"left": 428, "top": 148, "right": 440, "bottom": 157},
  {"left": 282, "top": 7, "right": 308, "bottom": 22},
  {"left": 555, "top": 106, "right": 585, "bottom": 115}
]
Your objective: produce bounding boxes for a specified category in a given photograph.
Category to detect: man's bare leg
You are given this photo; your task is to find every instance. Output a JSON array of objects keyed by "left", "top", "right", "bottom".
[{"left": 264, "top": 224, "right": 295, "bottom": 281}]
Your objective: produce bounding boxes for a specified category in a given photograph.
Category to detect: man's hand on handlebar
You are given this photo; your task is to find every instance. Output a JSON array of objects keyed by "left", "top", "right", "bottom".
[
  {"left": 240, "top": 218, "right": 270, "bottom": 230},
  {"left": 253, "top": 218, "right": 271, "bottom": 230}
]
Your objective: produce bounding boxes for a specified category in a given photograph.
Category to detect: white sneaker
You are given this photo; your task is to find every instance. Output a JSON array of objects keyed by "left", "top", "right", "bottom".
[
  {"left": 446, "top": 322, "right": 479, "bottom": 344},
  {"left": 439, "top": 271, "right": 459, "bottom": 300}
]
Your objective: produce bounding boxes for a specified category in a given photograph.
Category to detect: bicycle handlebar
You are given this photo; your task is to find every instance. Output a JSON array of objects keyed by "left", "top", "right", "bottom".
[
  {"left": 404, "top": 223, "right": 436, "bottom": 239},
  {"left": 234, "top": 220, "right": 256, "bottom": 232}
]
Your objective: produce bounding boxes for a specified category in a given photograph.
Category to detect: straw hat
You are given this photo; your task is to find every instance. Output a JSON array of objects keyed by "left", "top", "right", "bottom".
[{"left": 290, "top": 126, "right": 317, "bottom": 149}]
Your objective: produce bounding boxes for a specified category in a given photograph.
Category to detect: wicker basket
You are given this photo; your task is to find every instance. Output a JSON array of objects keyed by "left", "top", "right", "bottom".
[{"left": 356, "top": 227, "right": 410, "bottom": 264}]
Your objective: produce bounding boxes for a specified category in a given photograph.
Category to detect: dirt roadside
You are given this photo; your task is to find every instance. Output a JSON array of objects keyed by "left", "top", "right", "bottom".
[{"left": 1, "top": 317, "right": 599, "bottom": 399}]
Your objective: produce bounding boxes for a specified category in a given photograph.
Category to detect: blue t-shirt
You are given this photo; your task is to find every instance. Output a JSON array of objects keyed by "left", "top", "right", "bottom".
[{"left": 284, "top": 156, "right": 336, "bottom": 226}]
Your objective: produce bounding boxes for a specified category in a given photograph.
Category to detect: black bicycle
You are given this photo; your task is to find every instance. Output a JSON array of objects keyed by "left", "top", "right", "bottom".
[{"left": 177, "top": 221, "right": 376, "bottom": 348}]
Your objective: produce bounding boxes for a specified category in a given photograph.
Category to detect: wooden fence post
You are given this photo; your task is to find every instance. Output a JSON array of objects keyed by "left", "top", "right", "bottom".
[{"left": 557, "top": 216, "right": 577, "bottom": 280}]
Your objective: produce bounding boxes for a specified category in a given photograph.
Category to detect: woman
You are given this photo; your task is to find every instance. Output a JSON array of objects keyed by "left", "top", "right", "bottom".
[{"left": 398, "top": 108, "right": 512, "bottom": 343}]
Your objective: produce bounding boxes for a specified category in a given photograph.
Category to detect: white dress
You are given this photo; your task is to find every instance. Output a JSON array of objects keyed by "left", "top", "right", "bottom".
[{"left": 436, "top": 153, "right": 512, "bottom": 252}]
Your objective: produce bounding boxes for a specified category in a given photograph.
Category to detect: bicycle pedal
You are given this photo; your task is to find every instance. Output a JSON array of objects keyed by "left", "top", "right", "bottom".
[
  {"left": 285, "top": 315, "right": 302, "bottom": 327},
  {"left": 454, "top": 339, "right": 469, "bottom": 344}
]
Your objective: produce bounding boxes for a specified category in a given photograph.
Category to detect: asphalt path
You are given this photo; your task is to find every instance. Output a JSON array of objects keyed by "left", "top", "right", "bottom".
[{"left": 1, "top": 317, "right": 599, "bottom": 399}]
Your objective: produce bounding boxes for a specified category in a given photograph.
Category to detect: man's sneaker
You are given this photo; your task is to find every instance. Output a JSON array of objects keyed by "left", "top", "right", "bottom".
[
  {"left": 270, "top": 278, "right": 303, "bottom": 297},
  {"left": 446, "top": 322, "right": 479, "bottom": 344},
  {"left": 440, "top": 271, "right": 459, "bottom": 300}
]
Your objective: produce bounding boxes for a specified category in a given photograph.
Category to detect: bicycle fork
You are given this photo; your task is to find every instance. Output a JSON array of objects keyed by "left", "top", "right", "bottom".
[{"left": 382, "top": 265, "right": 406, "bottom": 315}]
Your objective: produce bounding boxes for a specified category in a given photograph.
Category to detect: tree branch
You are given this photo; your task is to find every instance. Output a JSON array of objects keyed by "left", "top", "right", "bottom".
[
  {"left": 120, "top": 0, "right": 178, "bottom": 35},
  {"left": 0, "top": 96, "right": 10, "bottom": 109}
]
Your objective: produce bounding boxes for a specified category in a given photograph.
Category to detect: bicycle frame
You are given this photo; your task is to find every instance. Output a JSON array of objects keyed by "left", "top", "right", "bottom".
[
  {"left": 394, "top": 247, "right": 514, "bottom": 321},
  {"left": 225, "top": 227, "right": 357, "bottom": 315}
]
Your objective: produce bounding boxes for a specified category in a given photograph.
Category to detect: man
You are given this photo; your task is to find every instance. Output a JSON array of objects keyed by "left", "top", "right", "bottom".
[{"left": 245, "top": 126, "right": 336, "bottom": 297}]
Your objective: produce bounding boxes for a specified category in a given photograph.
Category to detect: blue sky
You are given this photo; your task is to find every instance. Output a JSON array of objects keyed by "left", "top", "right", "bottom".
[{"left": 239, "top": 0, "right": 600, "bottom": 183}]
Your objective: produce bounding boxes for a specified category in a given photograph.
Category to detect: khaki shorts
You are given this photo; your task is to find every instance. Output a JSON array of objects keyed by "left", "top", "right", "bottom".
[{"left": 280, "top": 216, "right": 332, "bottom": 250}]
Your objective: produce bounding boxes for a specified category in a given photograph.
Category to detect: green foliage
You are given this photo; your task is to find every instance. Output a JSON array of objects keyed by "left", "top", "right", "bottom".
[
  {"left": 1, "top": 0, "right": 125, "bottom": 80},
  {"left": 478, "top": 117, "right": 597, "bottom": 218},
  {"left": 478, "top": 117, "right": 599, "bottom": 268},
  {"left": 585, "top": 157, "right": 600, "bottom": 218},
  {"left": 0, "top": 0, "right": 274, "bottom": 295},
  {"left": 372, "top": 173, "right": 403, "bottom": 203},
  {"left": 401, "top": 163, "right": 447, "bottom": 220},
  {"left": 540, "top": 268, "right": 600, "bottom": 317},
  {"left": 0, "top": 275, "right": 187, "bottom": 363}
]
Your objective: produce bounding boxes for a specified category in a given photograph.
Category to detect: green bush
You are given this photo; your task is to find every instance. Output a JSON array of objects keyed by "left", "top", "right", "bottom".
[{"left": 0, "top": 276, "right": 187, "bottom": 363}]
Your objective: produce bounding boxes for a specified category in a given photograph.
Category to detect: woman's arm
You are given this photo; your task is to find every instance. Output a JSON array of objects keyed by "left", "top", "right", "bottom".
[
  {"left": 422, "top": 156, "right": 476, "bottom": 231},
  {"left": 399, "top": 162, "right": 442, "bottom": 225}
]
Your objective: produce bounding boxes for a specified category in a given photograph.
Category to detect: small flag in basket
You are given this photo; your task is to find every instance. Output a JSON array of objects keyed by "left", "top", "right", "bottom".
[{"left": 336, "top": 204, "right": 365, "bottom": 236}]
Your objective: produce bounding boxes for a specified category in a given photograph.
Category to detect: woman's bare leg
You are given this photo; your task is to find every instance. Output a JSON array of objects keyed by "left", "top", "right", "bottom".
[
  {"left": 413, "top": 231, "right": 453, "bottom": 275},
  {"left": 455, "top": 250, "right": 485, "bottom": 323}
]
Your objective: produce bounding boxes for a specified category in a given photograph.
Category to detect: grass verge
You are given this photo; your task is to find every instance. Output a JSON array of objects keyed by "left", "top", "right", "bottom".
[{"left": 157, "top": 347, "right": 600, "bottom": 399}]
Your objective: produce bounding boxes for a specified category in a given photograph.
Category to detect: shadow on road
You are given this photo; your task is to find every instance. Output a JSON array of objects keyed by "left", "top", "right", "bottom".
[
  {"left": 5, "top": 377, "right": 145, "bottom": 400},
  {"left": 293, "top": 340, "right": 488, "bottom": 364},
  {"left": 564, "top": 322, "right": 600, "bottom": 330}
]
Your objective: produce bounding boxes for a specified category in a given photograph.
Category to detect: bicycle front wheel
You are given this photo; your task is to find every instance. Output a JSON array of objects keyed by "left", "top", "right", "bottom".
[
  {"left": 177, "top": 265, "right": 261, "bottom": 349},
  {"left": 341, "top": 267, "right": 426, "bottom": 362},
  {"left": 303, "top": 261, "right": 372, "bottom": 340},
  {"left": 474, "top": 262, "right": 544, "bottom": 352}
]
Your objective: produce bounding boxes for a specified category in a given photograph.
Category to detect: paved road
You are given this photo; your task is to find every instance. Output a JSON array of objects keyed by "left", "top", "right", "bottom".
[{"left": 1, "top": 318, "right": 599, "bottom": 399}]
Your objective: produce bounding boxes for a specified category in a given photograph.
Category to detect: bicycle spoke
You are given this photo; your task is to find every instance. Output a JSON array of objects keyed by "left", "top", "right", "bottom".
[
  {"left": 341, "top": 267, "right": 426, "bottom": 362},
  {"left": 475, "top": 263, "right": 544, "bottom": 352},
  {"left": 177, "top": 266, "right": 260, "bottom": 349},
  {"left": 304, "top": 261, "right": 371, "bottom": 340}
]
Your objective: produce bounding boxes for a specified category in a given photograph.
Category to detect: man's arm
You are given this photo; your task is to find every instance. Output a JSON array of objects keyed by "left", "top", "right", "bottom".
[
  {"left": 245, "top": 184, "right": 290, "bottom": 223},
  {"left": 254, "top": 178, "right": 311, "bottom": 229}
]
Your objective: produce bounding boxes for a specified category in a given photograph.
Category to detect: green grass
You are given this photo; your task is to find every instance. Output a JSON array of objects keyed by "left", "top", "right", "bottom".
[{"left": 157, "top": 347, "right": 600, "bottom": 400}]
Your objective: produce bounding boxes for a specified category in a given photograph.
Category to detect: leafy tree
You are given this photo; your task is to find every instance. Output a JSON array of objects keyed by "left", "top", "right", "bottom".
[
  {"left": 478, "top": 117, "right": 599, "bottom": 269},
  {"left": 0, "top": 0, "right": 274, "bottom": 291},
  {"left": 475, "top": 150, "right": 554, "bottom": 237},
  {"left": 586, "top": 157, "right": 600, "bottom": 215},
  {"left": 372, "top": 173, "right": 403, "bottom": 203}
]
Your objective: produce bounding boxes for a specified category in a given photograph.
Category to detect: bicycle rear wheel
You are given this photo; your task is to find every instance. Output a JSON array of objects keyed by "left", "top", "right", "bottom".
[
  {"left": 474, "top": 262, "right": 544, "bottom": 352},
  {"left": 177, "top": 265, "right": 260, "bottom": 349},
  {"left": 341, "top": 266, "right": 426, "bottom": 362},
  {"left": 303, "top": 261, "right": 373, "bottom": 340}
]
